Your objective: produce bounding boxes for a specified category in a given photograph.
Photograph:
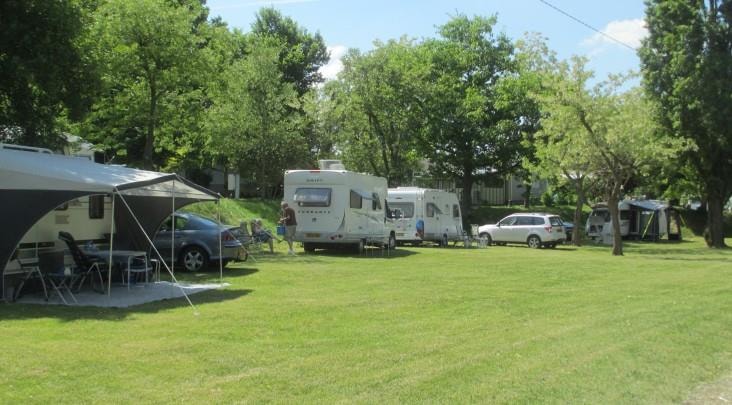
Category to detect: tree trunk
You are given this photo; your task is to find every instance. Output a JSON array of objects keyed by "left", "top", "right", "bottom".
[
  {"left": 461, "top": 174, "right": 474, "bottom": 222},
  {"left": 705, "top": 193, "right": 727, "bottom": 248},
  {"left": 572, "top": 178, "right": 584, "bottom": 246},
  {"left": 608, "top": 191, "right": 623, "bottom": 256},
  {"left": 144, "top": 79, "right": 158, "bottom": 170},
  {"left": 523, "top": 182, "right": 532, "bottom": 208}
]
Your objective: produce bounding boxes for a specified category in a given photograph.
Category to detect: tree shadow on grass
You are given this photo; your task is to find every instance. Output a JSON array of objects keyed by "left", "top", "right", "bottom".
[
  {"left": 170, "top": 267, "right": 259, "bottom": 283},
  {"left": 0, "top": 288, "right": 253, "bottom": 322}
]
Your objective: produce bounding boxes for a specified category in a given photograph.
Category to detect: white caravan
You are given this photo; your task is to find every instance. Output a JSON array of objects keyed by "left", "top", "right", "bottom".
[
  {"left": 386, "top": 187, "right": 463, "bottom": 246},
  {"left": 283, "top": 161, "right": 396, "bottom": 252},
  {"left": 585, "top": 200, "right": 673, "bottom": 241}
]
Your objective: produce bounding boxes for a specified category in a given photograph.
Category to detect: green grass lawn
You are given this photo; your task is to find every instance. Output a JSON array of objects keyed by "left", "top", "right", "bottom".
[{"left": 2, "top": 236, "right": 731, "bottom": 403}]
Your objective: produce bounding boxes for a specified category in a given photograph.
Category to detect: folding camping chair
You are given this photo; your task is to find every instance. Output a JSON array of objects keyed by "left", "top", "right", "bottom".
[
  {"left": 239, "top": 221, "right": 262, "bottom": 253},
  {"left": 58, "top": 231, "right": 105, "bottom": 294},
  {"left": 38, "top": 250, "right": 77, "bottom": 305}
]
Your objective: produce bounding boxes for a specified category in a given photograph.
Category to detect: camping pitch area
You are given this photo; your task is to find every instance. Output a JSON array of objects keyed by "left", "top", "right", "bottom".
[{"left": 1, "top": 237, "right": 731, "bottom": 403}]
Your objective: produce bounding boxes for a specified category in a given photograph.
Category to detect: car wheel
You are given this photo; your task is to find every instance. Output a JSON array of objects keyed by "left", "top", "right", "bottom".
[
  {"left": 303, "top": 243, "right": 316, "bottom": 253},
  {"left": 527, "top": 235, "right": 541, "bottom": 249},
  {"left": 479, "top": 232, "right": 492, "bottom": 246},
  {"left": 388, "top": 233, "right": 397, "bottom": 250},
  {"left": 181, "top": 246, "right": 208, "bottom": 272}
]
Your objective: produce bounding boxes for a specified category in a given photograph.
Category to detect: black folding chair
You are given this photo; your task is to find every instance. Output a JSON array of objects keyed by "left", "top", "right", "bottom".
[{"left": 58, "top": 231, "right": 105, "bottom": 294}]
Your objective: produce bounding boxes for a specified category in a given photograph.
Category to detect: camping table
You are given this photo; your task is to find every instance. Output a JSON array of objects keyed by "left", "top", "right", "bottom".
[{"left": 82, "top": 249, "right": 158, "bottom": 284}]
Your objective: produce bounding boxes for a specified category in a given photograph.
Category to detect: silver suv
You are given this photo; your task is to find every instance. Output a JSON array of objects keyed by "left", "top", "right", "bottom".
[{"left": 477, "top": 213, "right": 566, "bottom": 248}]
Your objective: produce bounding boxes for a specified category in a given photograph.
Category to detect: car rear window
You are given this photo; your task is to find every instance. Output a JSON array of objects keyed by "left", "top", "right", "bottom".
[{"left": 549, "top": 217, "right": 563, "bottom": 226}]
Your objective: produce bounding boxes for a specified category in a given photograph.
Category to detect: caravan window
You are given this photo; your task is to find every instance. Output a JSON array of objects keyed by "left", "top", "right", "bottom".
[
  {"left": 89, "top": 195, "right": 105, "bottom": 219},
  {"left": 294, "top": 188, "right": 331, "bottom": 207},
  {"left": 388, "top": 202, "right": 414, "bottom": 218},
  {"left": 426, "top": 203, "right": 442, "bottom": 218},
  {"left": 350, "top": 190, "right": 362, "bottom": 209}
]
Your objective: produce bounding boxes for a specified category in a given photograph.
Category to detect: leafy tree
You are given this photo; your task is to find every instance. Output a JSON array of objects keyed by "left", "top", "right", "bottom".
[
  {"left": 0, "top": 0, "right": 97, "bottom": 147},
  {"left": 538, "top": 57, "right": 684, "bottom": 255},
  {"left": 530, "top": 58, "right": 593, "bottom": 245},
  {"left": 418, "top": 15, "right": 529, "bottom": 216},
  {"left": 250, "top": 7, "right": 328, "bottom": 96},
  {"left": 205, "top": 38, "right": 307, "bottom": 197},
  {"left": 333, "top": 39, "right": 428, "bottom": 185},
  {"left": 82, "top": 0, "right": 207, "bottom": 169},
  {"left": 640, "top": 0, "right": 732, "bottom": 247}
]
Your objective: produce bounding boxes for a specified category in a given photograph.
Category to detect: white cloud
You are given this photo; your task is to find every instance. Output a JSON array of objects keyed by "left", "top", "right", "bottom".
[
  {"left": 582, "top": 18, "right": 648, "bottom": 50},
  {"left": 319, "top": 45, "right": 347, "bottom": 81}
]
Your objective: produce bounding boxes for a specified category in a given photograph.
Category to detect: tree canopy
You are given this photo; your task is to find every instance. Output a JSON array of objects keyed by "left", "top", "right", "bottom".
[
  {"left": 0, "top": 0, "right": 97, "bottom": 147},
  {"left": 640, "top": 0, "right": 732, "bottom": 247}
]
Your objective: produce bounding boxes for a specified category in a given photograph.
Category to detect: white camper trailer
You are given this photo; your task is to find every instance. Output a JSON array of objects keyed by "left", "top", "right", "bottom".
[
  {"left": 585, "top": 200, "right": 679, "bottom": 241},
  {"left": 283, "top": 161, "right": 396, "bottom": 252},
  {"left": 387, "top": 187, "right": 463, "bottom": 246}
]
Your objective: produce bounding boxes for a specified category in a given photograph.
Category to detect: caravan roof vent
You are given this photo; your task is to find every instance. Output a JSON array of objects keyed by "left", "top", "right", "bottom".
[{"left": 318, "top": 160, "right": 346, "bottom": 170}]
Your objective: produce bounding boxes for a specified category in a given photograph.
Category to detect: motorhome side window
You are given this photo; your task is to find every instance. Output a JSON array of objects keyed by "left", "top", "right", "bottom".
[
  {"left": 89, "top": 195, "right": 104, "bottom": 219},
  {"left": 350, "top": 190, "right": 362, "bottom": 209},
  {"left": 372, "top": 193, "right": 382, "bottom": 210},
  {"left": 426, "top": 203, "right": 441, "bottom": 217},
  {"left": 294, "top": 188, "right": 331, "bottom": 207}
]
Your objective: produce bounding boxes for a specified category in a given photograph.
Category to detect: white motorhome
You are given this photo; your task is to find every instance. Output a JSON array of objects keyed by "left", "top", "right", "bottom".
[
  {"left": 387, "top": 187, "right": 463, "bottom": 246},
  {"left": 283, "top": 161, "right": 396, "bottom": 252}
]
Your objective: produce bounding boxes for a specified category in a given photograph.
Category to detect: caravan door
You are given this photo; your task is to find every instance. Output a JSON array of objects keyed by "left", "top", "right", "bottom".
[{"left": 424, "top": 201, "right": 443, "bottom": 240}]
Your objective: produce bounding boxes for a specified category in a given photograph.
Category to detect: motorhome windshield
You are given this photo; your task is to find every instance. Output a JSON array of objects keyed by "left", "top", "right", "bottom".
[
  {"left": 388, "top": 202, "right": 414, "bottom": 218},
  {"left": 294, "top": 188, "right": 332, "bottom": 207}
]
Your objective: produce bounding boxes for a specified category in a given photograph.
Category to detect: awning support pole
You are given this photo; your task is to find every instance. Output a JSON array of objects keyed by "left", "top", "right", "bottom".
[
  {"left": 108, "top": 193, "right": 115, "bottom": 297},
  {"left": 114, "top": 188, "right": 198, "bottom": 313},
  {"left": 218, "top": 199, "right": 223, "bottom": 284},
  {"left": 171, "top": 181, "right": 176, "bottom": 278}
]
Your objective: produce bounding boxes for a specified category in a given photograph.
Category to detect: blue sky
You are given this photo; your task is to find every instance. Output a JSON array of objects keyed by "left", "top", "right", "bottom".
[{"left": 207, "top": 0, "right": 647, "bottom": 82}]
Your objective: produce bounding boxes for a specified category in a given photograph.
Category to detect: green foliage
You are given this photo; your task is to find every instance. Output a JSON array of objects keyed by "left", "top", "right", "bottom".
[
  {"left": 81, "top": 0, "right": 209, "bottom": 169},
  {"left": 533, "top": 54, "right": 687, "bottom": 253},
  {"left": 418, "top": 15, "right": 533, "bottom": 213},
  {"left": 250, "top": 7, "right": 328, "bottom": 95},
  {"left": 0, "top": 0, "right": 98, "bottom": 147},
  {"left": 205, "top": 37, "right": 307, "bottom": 193},
  {"left": 640, "top": 0, "right": 732, "bottom": 247},
  {"left": 331, "top": 38, "right": 427, "bottom": 184}
]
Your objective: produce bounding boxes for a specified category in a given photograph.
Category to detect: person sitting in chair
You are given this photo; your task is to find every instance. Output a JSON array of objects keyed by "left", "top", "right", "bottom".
[{"left": 252, "top": 219, "right": 274, "bottom": 253}]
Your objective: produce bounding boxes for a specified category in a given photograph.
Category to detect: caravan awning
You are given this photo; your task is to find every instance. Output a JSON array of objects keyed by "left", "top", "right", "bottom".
[
  {"left": 0, "top": 148, "right": 217, "bottom": 200},
  {"left": 0, "top": 148, "right": 219, "bottom": 275}
]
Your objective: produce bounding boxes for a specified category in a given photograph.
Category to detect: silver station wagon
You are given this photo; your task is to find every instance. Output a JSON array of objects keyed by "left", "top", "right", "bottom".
[{"left": 477, "top": 213, "right": 566, "bottom": 248}]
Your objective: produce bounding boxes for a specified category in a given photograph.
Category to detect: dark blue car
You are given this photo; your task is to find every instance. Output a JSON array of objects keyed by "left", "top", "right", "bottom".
[{"left": 153, "top": 212, "right": 243, "bottom": 272}]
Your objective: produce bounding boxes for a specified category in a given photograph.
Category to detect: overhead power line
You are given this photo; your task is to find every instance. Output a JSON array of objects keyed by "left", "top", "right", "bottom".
[{"left": 537, "top": 0, "right": 638, "bottom": 51}]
